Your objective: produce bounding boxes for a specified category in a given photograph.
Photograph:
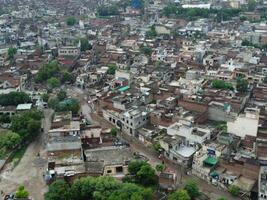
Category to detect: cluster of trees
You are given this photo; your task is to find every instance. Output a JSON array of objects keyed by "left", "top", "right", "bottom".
[
  {"left": 35, "top": 61, "right": 74, "bottom": 88},
  {"left": 124, "top": 160, "right": 157, "bottom": 186},
  {"left": 145, "top": 26, "right": 157, "bottom": 39},
  {"left": 228, "top": 185, "right": 240, "bottom": 196},
  {"left": 169, "top": 180, "right": 201, "bottom": 200},
  {"left": 162, "top": 5, "right": 241, "bottom": 21},
  {"left": 97, "top": 5, "right": 119, "bottom": 16},
  {"left": 10, "top": 110, "right": 42, "bottom": 142},
  {"left": 211, "top": 80, "right": 234, "bottom": 90},
  {"left": 242, "top": 39, "right": 267, "bottom": 50},
  {"left": 0, "top": 91, "right": 31, "bottom": 106},
  {"left": 15, "top": 185, "right": 29, "bottom": 199},
  {"left": 8, "top": 47, "right": 17, "bottom": 60},
  {"left": 236, "top": 78, "right": 248, "bottom": 93},
  {"left": 74, "top": 38, "right": 92, "bottom": 52},
  {"left": 48, "top": 90, "right": 80, "bottom": 114},
  {"left": 45, "top": 176, "right": 153, "bottom": 200},
  {"left": 140, "top": 46, "right": 153, "bottom": 56},
  {"left": 0, "top": 131, "right": 21, "bottom": 158},
  {"left": 107, "top": 63, "right": 117, "bottom": 75},
  {"left": 66, "top": 16, "right": 77, "bottom": 26}
]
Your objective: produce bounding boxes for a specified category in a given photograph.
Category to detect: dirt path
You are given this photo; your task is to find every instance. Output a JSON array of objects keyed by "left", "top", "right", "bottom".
[{"left": 0, "top": 109, "right": 53, "bottom": 200}]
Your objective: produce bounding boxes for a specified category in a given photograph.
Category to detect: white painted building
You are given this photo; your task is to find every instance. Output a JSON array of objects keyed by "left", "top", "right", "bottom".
[
  {"left": 58, "top": 46, "right": 80, "bottom": 57},
  {"left": 167, "top": 121, "right": 212, "bottom": 144},
  {"left": 227, "top": 108, "right": 260, "bottom": 138}
]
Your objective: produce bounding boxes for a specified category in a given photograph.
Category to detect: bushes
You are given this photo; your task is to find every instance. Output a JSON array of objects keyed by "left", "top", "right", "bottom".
[
  {"left": 228, "top": 185, "right": 240, "bottom": 196},
  {"left": 35, "top": 61, "right": 74, "bottom": 88},
  {"left": 48, "top": 98, "right": 80, "bottom": 114},
  {"left": 45, "top": 177, "right": 153, "bottom": 200},
  {"left": 0, "top": 92, "right": 31, "bottom": 106},
  {"left": 10, "top": 110, "right": 42, "bottom": 141},
  {"left": 97, "top": 5, "right": 119, "bottom": 16},
  {"left": 211, "top": 79, "right": 233, "bottom": 90},
  {"left": 126, "top": 160, "right": 156, "bottom": 186}
]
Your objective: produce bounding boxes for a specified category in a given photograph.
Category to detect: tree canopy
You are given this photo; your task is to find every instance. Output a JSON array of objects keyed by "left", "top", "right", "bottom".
[
  {"left": 75, "top": 38, "right": 92, "bottom": 52},
  {"left": 162, "top": 5, "right": 241, "bottom": 21},
  {"left": 66, "top": 16, "right": 76, "bottom": 26},
  {"left": 0, "top": 131, "right": 21, "bottom": 150},
  {"left": 47, "top": 77, "right": 60, "bottom": 89},
  {"left": 236, "top": 78, "right": 248, "bottom": 93},
  {"left": 0, "top": 92, "right": 31, "bottom": 106},
  {"left": 45, "top": 176, "right": 153, "bottom": 200},
  {"left": 11, "top": 110, "right": 42, "bottom": 141},
  {"left": 97, "top": 5, "right": 119, "bottom": 16},
  {"left": 145, "top": 26, "right": 157, "bottom": 39},
  {"left": 168, "top": 189, "right": 191, "bottom": 200},
  {"left": 184, "top": 180, "right": 201, "bottom": 199},
  {"left": 211, "top": 79, "right": 233, "bottom": 90},
  {"left": 140, "top": 46, "right": 153, "bottom": 56},
  {"left": 8, "top": 47, "right": 17, "bottom": 59},
  {"left": 35, "top": 61, "right": 60, "bottom": 83},
  {"left": 228, "top": 185, "right": 240, "bottom": 196},
  {"left": 15, "top": 185, "right": 29, "bottom": 199},
  {"left": 126, "top": 160, "right": 156, "bottom": 186},
  {"left": 107, "top": 64, "right": 117, "bottom": 75},
  {"left": 48, "top": 97, "right": 80, "bottom": 114}
]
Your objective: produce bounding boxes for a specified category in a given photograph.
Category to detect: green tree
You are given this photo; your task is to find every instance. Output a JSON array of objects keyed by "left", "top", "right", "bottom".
[
  {"left": 45, "top": 180, "right": 70, "bottom": 200},
  {"left": 15, "top": 185, "right": 29, "bottom": 199},
  {"left": 35, "top": 61, "right": 60, "bottom": 83},
  {"left": 0, "top": 113, "right": 11, "bottom": 124},
  {"left": 145, "top": 26, "right": 157, "bottom": 39},
  {"left": 236, "top": 78, "right": 248, "bottom": 93},
  {"left": 217, "top": 197, "right": 227, "bottom": 200},
  {"left": 47, "top": 77, "right": 60, "bottom": 88},
  {"left": 62, "top": 71, "right": 74, "bottom": 83},
  {"left": 57, "top": 98, "right": 80, "bottom": 114},
  {"left": 228, "top": 185, "right": 240, "bottom": 196},
  {"left": 11, "top": 110, "right": 42, "bottom": 141},
  {"left": 107, "top": 183, "right": 153, "bottom": 200},
  {"left": 247, "top": 0, "right": 256, "bottom": 11},
  {"left": 41, "top": 93, "right": 49, "bottom": 102},
  {"left": 66, "top": 16, "right": 76, "bottom": 26},
  {"left": 136, "top": 164, "right": 156, "bottom": 186},
  {"left": 152, "top": 142, "right": 162, "bottom": 152},
  {"left": 140, "top": 46, "right": 153, "bottom": 56},
  {"left": 212, "top": 80, "right": 233, "bottom": 90},
  {"left": 75, "top": 38, "right": 92, "bottom": 52},
  {"left": 128, "top": 160, "right": 148, "bottom": 175},
  {"left": 97, "top": 5, "right": 119, "bottom": 16},
  {"left": 48, "top": 98, "right": 60, "bottom": 110},
  {"left": 107, "top": 64, "right": 117, "bottom": 75},
  {"left": 0, "top": 92, "right": 31, "bottom": 106},
  {"left": 110, "top": 127, "right": 118, "bottom": 137},
  {"left": 1, "top": 131, "right": 21, "bottom": 149},
  {"left": 184, "top": 180, "right": 201, "bottom": 199},
  {"left": 155, "top": 163, "right": 165, "bottom": 172},
  {"left": 8, "top": 47, "right": 17, "bottom": 60},
  {"left": 57, "top": 90, "right": 67, "bottom": 101},
  {"left": 168, "top": 189, "right": 191, "bottom": 200}
]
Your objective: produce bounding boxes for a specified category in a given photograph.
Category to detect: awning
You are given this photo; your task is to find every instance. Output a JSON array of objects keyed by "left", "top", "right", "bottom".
[
  {"left": 203, "top": 156, "right": 218, "bottom": 166},
  {"left": 119, "top": 86, "right": 130, "bottom": 92}
]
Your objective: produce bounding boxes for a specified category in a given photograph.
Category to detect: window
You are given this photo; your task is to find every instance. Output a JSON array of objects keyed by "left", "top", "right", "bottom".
[
  {"left": 116, "top": 166, "right": 123, "bottom": 173},
  {"left": 107, "top": 170, "right": 112, "bottom": 174}
]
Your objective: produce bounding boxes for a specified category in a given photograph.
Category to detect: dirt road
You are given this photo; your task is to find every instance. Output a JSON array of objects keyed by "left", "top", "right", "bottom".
[{"left": 0, "top": 109, "right": 53, "bottom": 200}]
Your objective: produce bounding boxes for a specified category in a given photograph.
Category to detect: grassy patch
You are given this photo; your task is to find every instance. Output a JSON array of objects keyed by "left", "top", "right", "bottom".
[{"left": 11, "top": 145, "right": 27, "bottom": 167}]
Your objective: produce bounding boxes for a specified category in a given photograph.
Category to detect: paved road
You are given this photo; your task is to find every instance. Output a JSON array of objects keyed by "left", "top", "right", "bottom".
[{"left": 0, "top": 109, "right": 53, "bottom": 200}]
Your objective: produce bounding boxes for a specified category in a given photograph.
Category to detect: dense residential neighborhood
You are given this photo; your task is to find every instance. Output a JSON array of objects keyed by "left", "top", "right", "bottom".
[{"left": 0, "top": 0, "right": 267, "bottom": 199}]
